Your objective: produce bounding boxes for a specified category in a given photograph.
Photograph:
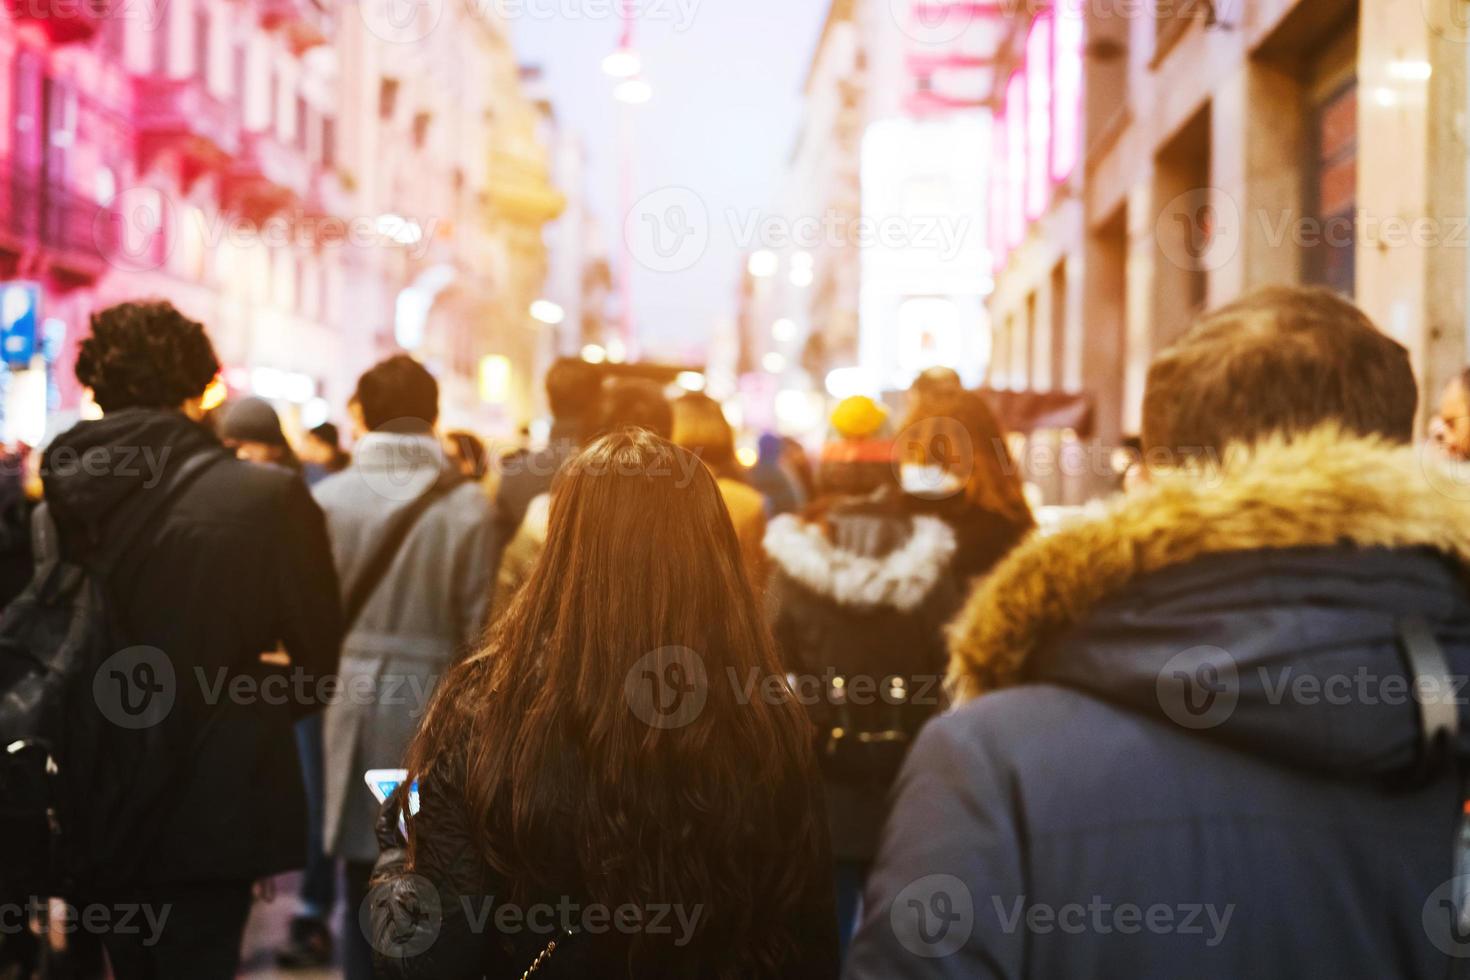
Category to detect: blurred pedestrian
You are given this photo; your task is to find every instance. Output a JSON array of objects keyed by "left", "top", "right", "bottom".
[
  {"left": 26, "top": 301, "right": 343, "bottom": 978},
  {"left": 896, "top": 389, "right": 1035, "bottom": 587},
  {"left": 0, "top": 445, "right": 37, "bottom": 610},
  {"left": 1434, "top": 367, "right": 1470, "bottom": 462},
  {"left": 217, "top": 396, "right": 301, "bottom": 471},
  {"left": 370, "top": 429, "right": 838, "bottom": 978},
  {"left": 489, "top": 377, "right": 671, "bottom": 620},
  {"left": 300, "top": 422, "right": 350, "bottom": 487},
  {"left": 749, "top": 433, "right": 803, "bottom": 518},
  {"left": 818, "top": 396, "right": 893, "bottom": 499},
  {"left": 312, "top": 354, "right": 497, "bottom": 980},
  {"left": 782, "top": 435, "right": 816, "bottom": 504},
  {"left": 906, "top": 365, "right": 962, "bottom": 412},
  {"left": 215, "top": 396, "right": 342, "bottom": 970},
  {"left": 764, "top": 459, "right": 962, "bottom": 958},
  {"left": 494, "top": 358, "right": 601, "bottom": 539},
  {"left": 444, "top": 429, "right": 489, "bottom": 481},
  {"left": 847, "top": 286, "right": 1469, "bottom": 979},
  {"left": 672, "top": 392, "right": 767, "bottom": 586}
]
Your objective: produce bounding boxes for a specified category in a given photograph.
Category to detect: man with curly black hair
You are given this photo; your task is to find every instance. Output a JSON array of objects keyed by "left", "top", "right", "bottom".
[{"left": 39, "top": 300, "right": 345, "bottom": 978}]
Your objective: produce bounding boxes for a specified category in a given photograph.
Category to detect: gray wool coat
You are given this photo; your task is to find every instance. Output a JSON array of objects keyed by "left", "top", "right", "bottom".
[{"left": 313, "top": 433, "right": 497, "bottom": 863}]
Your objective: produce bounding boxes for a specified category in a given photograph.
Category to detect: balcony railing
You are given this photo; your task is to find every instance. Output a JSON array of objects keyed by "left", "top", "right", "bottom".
[
  {"left": 224, "top": 131, "right": 311, "bottom": 220},
  {"left": 259, "top": 0, "right": 330, "bottom": 54},
  {"left": 4, "top": 0, "right": 107, "bottom": 44},
  {"left": 0, "top": 165, "right": 118, "bottom": 283},
  {"left": 134, "top": 75, "right": 242, "bottom": 181}
]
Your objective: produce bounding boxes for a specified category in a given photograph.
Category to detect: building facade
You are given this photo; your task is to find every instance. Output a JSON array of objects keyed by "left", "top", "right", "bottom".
[
  {"left": 0, "top": 0, "right": 562, "bottom": 443},
  {"left": 988, "top": 0, "right": 1468, "bottom": 499}
]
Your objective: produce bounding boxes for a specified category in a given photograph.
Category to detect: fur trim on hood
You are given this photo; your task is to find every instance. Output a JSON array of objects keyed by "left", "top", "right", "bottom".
[
  {"left": 764, "top": 513, "right": 957, "bottom": 613},
  {"left": 947, "top": 426, "right": 1470, "bottom": 702}
]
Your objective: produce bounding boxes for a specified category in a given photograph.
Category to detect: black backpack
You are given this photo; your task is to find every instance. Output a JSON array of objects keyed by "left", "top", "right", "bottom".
[{"left": 0, "top": 448, "right": 221, "bottom": 904}]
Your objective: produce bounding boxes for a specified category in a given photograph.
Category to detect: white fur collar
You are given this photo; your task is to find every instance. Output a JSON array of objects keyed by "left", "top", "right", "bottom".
[{"left": 763, "top": 513, "right": 958, "bottom": 613}]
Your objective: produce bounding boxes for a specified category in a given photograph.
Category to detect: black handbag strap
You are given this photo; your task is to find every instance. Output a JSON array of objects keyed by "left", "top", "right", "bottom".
[{"left": 342, "top": 472, "right": 465, "bottom": 631}]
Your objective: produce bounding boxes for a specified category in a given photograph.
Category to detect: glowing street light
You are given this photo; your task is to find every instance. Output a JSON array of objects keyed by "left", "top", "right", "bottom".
[
  {"left": 762, "top": 351, "right": 787, "bottom": 373},
  {"left": 772, "top": 318, "right": 797, "bottom": 343},
  {"left": 602, "top": 48, "right": 642, "bottom": 78},
  {"left": 747, "top": 250, "right": 779, "bottom": 278},
  {"left": 530, "top": 299, "right": 565, "bottom": 325},
  {"left": 581, "top": 344, "right": 608, "bottom": 364}
]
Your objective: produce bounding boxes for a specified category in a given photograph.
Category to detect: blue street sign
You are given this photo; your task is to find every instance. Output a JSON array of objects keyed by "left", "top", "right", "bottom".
[{"left": 0, "top": 282, "right": 41, "bottom": 368}]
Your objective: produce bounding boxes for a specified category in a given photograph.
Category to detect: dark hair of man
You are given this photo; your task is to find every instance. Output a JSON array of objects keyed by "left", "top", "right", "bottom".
[
  {"left": 75, "top": 301, "right": 220, "bottom": 412},
  {"left": 402, "top": 429, "right": 823, "bottom": 976},
  {"left": 1142, "top": 285, "right": 1418, "bottom": 458},
  {"left": 597, "top": 377, "right": 673, "bottom": 439},
  {"left": 353, "top": 354, "right": 439, "bottom": 432},
  {"left": 545, "top": 358, "right": 603, "bottom": 423}
]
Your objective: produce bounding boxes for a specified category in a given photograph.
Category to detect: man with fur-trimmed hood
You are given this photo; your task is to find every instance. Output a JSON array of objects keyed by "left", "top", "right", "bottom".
[{"left": 845, "top": 286, "right": 1470, "bottom": 978}]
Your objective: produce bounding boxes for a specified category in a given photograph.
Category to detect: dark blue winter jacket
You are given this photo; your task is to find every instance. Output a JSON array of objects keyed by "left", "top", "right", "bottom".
[{"left": 846, "top": 430, "right": 1470, "bottom": 979}]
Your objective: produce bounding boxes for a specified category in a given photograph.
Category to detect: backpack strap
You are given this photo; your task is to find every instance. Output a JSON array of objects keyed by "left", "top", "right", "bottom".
[{"left": 341, "top": 472, "right": 467, "bottom": 632}]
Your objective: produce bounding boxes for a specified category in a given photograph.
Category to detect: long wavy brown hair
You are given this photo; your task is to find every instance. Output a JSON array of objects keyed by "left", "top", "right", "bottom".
[
  {"left": 900, "top": 389, "right": 1035, "bottom": 528},
  {"left": 402, "top": 428, "right": 822, "bottom": 973}
]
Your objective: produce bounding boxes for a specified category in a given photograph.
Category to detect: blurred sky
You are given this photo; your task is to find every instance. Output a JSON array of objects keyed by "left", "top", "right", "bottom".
[{"left": 513, "top": 1, "right": 829, "bottom": 361}]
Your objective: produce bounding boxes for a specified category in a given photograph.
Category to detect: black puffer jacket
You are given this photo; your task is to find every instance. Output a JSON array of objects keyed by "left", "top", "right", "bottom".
[
  {"left": 368, "top": 758, "right": 840, "bottom": 978},
  {"left": 41, "top": 408, "right": 343, "bottom": 886},
  {"left": 764, "top": 494, "right": 964, "bottom": 861}
]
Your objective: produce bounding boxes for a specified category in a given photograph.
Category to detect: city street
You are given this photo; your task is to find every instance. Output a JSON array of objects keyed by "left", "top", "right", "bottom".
[{"left": 0, "top": 0, "right": 1469, "bottom": 978}]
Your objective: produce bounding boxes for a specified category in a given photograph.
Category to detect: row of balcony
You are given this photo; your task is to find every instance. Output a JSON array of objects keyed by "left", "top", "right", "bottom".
[
  {"left": 4, "top": 0, "right": 330, "bottom": 49},
  {"left": 0, "top": 164, "right": 121, "bottom": 285},
  {"left": 135, "top": 73, "right": 345, "bottom": 223}
]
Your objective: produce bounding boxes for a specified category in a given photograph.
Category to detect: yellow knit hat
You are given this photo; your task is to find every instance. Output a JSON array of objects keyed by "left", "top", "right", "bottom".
[{"left": 830, "top": 395, "right": 889, "bottom": 439}]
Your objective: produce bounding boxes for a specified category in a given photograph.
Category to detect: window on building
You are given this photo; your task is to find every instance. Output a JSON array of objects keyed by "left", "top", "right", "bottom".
[
  {"left": 1303, "top": 27, "right": 1357, "bottom": 297},
  {"left": 12, "top": 51, "right": 43, "bottom": 179},
  {"left": 296, "top": 95, "right": 310, "bottom": 152},
  {"left": 322, "top": 115, "right": 337, "bottom": 169},
  {"left": 193, "top": 7, "right": 210, "bottom": 83},
  {"left": 379, "top": 77, "right": 399, "bottom": 120},
  {"left": 1022, "top": 291, "right": 1038, "bottom": 391},
  {"left": 233, "top": 43, "right": 248, "bottom": 102},
  {"left": 412, "top": 111, "right": 432, "bottom": 149},
  {"left": 42, "top": 77, "right": 77, "bottom": 191},
  {"left": 152, "top": 7, "right": 170, "bottom": 74},
  {"left": 1050, "top": 261, "right": 1067, "bottom": 390}
]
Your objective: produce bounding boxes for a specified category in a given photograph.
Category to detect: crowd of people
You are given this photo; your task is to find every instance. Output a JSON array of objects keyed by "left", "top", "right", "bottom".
[{"left": 1, "top": 284, "right": 1470, "bottom": 978}]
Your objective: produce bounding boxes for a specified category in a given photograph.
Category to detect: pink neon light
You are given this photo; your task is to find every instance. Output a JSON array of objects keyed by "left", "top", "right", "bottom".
[
  {"left": 1025, "top": 14, "right": 1052, "bottom": 220},
  {"left": 1004, "top": 71, "right": 1026, "bottom": 249},
  {"left": 1052, "top": 0, "right": 1083, "bottom": 182}
]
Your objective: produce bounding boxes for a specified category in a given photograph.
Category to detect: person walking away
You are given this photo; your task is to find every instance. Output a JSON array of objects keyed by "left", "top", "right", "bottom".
[
  {"left": 313, "top": 354, "right": 496, "bottom": 980},
  {"left": 764, "top": 465, "right": 962, "bottom": 958},
  {"left": 846, "top": 286, "right": 1470, "bottom": 979},
  {"left": 895, "top": 390, "right": 1035, "bottom": 587},
  {"left": 493, "top": 358, "right": 601, "bottom": 541},
  {"left": 489, "top": 377, "right": 671, "bottom": 620},
  {"left": 672, "top": 393, "right": 768, "bottom": 587},
  {"left": 300, "top": 422, "right": 350, "bottom": 487},
  {"left": 368, "top": 429, "right": 839, "bottom": 978},
  {"left": 217, "top": 396, "right": 302, "bottom": 472},
  {"left": 217, "top": 397, "right": 341, "bottom": 969},
  {"left": 748, "top": 434, "right": 804, "bottom": 518},
  {"left": 29, "top": 301, "right": 343, "bottom": 977}
]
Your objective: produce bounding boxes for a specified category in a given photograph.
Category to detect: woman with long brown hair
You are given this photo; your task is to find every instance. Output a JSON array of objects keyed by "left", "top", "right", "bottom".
[
  {"left": 369, "top": 428, "right": 837, "bottom": 978},
  {"left": 896, "top": 389, "right": 1035, "bottom": 586}
]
